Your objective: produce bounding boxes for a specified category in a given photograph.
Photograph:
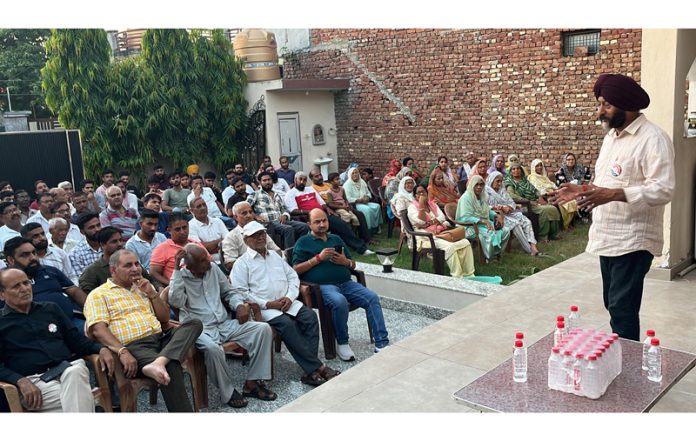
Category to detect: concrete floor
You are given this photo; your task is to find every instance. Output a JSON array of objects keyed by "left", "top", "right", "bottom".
[{"left": 278, "top": 252, "right": 696, "bottom": 413}]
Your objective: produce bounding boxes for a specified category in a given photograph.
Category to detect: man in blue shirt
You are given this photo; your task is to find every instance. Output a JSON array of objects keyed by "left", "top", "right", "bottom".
[{"left": 292, "top": 209, "right": 389, "bottom": 361}]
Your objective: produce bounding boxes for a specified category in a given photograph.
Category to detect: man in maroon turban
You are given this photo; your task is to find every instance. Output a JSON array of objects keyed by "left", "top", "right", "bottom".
[{"left": 553, "top": 72, "right": 675, "bottom": 341}]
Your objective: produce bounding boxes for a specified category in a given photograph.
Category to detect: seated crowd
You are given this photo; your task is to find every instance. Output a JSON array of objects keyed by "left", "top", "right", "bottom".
[{"left": 0, "top": 151, "right": 589, "bottom": 412}]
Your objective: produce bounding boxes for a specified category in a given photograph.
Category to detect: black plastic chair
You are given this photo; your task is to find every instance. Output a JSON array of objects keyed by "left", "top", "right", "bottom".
[{"left": 398, "top": 209, "right": 446, "bottom": 275}]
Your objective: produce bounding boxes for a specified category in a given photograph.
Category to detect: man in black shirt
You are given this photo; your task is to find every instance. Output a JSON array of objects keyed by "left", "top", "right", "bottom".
[{"left": 0, "top": 268, "right": 114, "bottom": 412}]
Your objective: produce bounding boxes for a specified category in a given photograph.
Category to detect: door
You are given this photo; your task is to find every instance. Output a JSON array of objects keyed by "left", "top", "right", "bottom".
[{"left": 278, "top": 113, "right": 302, "bottom": 171}]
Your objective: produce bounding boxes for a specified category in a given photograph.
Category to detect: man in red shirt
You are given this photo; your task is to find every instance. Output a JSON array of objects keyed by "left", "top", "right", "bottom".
[
  {"left": 149, "top": 213, "right": 208, "bottom": 286},
  {"left": 284, "top": 172, "right": 373, "bottom": 256}
]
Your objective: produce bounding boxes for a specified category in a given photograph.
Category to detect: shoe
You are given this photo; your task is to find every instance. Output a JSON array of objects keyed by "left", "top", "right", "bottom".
[
  {"left": 336, "top": 343, "right": 356, "bottom": 361},
  {"left": 374, "top": 344, "right": 388, "bottom": 353},
  {"left": 227, "top": 389, "right": 249, "bottom": 408},
  {"left": 301, "top": 371, "right": 327, "bottom": 387},
  {"left": 360, "top": 249, "right": 375, "bottom": 256},
  {"left": 242, "top": 381, "right": 277, "bottom": 401}
]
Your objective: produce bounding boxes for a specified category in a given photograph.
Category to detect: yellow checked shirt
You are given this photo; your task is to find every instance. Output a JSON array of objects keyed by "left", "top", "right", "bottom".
[{"left": 84, "top": 279, "right": 162, "bottom": 345}]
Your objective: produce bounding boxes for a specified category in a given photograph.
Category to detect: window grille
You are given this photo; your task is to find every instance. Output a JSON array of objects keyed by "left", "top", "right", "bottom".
[{"left": 562, "top": 30, "right": 600, "bottom": 56}]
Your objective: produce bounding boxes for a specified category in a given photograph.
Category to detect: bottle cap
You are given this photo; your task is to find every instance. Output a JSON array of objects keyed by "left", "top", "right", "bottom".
[
  {"left": 610, "top": 333, "right": 619, "bottom": 339},
  {"left": 594, "top": 350, "right": 603, "bottom": 357},
  {"left": 587, "top": 355, "right": 597, "bottom": 361},
  {"left": 651, "top": 338, "right": 660, "bottom": 346},
  {"left": 556, "top": 315, "right": 565, "bottom": 322},
  {"left": 515, "top": 332, "right": 524, "bottom": 339},
  {"left": 557, "top": 321, "right": 565, "bottom": 329},
  {"left": 552, "top": 347, "right": 560, "bottom": 353},
  {"left": 563, "top": 349, "right": 572, "bottom": 356},
  {"left": 602, "top": 342, "right": 611, "bottom": 349},
  {"left": 647, "top": 329, "right": 655, "bottom": 337},
  {"left": 570, "top": 305, "right": 578, "bottom": 312},
  {"left": 576, "top": 353, "right": 584, "bottom": 359},
  {"left": 515, "top": 340, "right": 523, "bottom": 347}
]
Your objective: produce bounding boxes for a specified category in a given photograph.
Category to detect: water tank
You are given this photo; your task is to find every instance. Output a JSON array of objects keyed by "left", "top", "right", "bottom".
[{"left": 233, "top": 29, "right": 281, "bottom": 82}]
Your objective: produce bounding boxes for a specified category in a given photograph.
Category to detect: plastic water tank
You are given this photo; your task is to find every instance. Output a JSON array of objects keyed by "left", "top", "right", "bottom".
[{"left": 233, "top": 29, "right": 281, "bottom": 82}]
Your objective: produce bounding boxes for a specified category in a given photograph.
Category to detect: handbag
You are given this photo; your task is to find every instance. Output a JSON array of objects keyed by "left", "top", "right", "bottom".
[{"left": 436, "top": 226, "right": 467, "bottom": 242}]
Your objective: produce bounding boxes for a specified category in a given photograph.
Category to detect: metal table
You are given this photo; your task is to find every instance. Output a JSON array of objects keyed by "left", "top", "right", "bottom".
[{"left": 453, "top": 332, "right": 696, "bottom": 412}]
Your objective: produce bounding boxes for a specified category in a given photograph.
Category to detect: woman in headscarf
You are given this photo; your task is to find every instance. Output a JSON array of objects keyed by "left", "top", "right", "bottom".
[
  {"left": 504, "top": 162, "right": 560, "bottom": 242},
  {"left": 528, "top": 159, "right": 578, "bottom": 230},
  {"left": 402, "top": 157, "right": 424, "bottom": 183},
  {"left": 390, "top": 176, "right": 416, "bottom": 218},
  {"left": 486, "top": 171, "right": 540, "bottom": 256},
  {"left": 407, "top": 183, "right": 476, "bottom": 278},
  {"left": 554, "top": 153, "right": 592, "bottom": 222},
  {"left": 487, "top": 154, "right": 507, "bottom": 177},
  {"left": 343, "top": 166, "right": 382, "bottom": 233},
  {"left": 385, "top": 167, "right": 414, "bottom": 205},
  {"left": 455, "top": 175, "right": 510, "bottom": 261},
  {"left": 466, "top": 159, "right": 489, "bottom": 187},
  {"left": 428, "top": 167, "right": 460, "bottom": 208},
  {"left": 554, "top": 153, "right": 590, "bottom": 186},
  {"left": 505, "top": 154, "right": 529, "bottom": 176},
  {"left": 382, "top": 159, "right": 403, "bottom": 187}
]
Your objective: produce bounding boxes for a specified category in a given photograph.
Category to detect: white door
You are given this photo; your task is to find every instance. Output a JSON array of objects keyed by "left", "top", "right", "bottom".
[{"left": 278, "top": 113, "right": 302, "bottom": 171}]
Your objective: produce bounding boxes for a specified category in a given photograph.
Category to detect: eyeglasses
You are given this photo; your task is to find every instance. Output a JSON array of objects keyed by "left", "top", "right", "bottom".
[{"left": 2, "top": 208, "right": 20, "bottom": 215}]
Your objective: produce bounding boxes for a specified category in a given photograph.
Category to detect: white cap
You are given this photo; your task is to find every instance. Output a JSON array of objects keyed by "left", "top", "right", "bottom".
[{"left": 242, "top": 221, "right": 266, "bottom": 237}]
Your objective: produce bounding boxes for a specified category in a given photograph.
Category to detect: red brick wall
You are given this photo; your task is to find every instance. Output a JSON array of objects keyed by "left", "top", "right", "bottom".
[{"left": 283, "top": 28, "right": 642, "bottom": 178}]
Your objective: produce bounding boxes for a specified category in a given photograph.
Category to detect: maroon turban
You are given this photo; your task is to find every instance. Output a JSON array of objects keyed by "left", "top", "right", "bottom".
[{"left": 593, "top": 74, "right": 650, "bottom": 111}]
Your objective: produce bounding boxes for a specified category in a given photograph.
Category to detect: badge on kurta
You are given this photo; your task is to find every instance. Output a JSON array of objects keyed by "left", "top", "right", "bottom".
[
  {"left": 610, "top": 163, "right": 623, "bottom": 177},
  {"left": 48, "top": 323, "right": 58, "bottom": 333}
]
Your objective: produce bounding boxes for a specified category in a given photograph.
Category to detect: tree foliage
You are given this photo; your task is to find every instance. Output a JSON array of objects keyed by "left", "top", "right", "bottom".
[
  {"left": 0, "top": 29, "right": 51, "bottom": 116},
  {"left": 41, "top": 28, "right": 248, "bottom": 180},
  {"left": 42, "top": 29, "right": 113, "bottom": 176}
]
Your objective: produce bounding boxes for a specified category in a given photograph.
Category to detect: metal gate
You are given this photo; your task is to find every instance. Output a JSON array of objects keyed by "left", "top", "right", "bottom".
[
  {"left": 241, "top": 96, "right": 266, "bottom": 172},
  {"left": 0, "top": 129, "right": 84, "bottom": 192}
]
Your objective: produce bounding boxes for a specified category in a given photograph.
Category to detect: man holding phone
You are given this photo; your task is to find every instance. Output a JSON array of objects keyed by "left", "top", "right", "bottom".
[{"left": 292, "top": 209, "right": 389, "bottom": 361}]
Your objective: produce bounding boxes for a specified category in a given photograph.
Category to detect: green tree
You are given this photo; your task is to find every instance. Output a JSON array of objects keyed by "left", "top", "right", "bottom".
[
  {"left": 42, "top": 29, "right": 113, "bottom": 178},
  {"left": 191, "top": 29, "right": 248, "bottom": 171},
  {"left": 0, "top": 29, "right": 51, "bottom": 116},
  {"left": 141, "top": 29, "right": 207, "bottom": 169}
]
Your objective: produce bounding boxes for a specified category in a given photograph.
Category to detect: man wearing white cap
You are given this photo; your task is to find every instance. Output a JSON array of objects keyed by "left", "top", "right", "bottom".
[{"left": 231, "top": 221, "right": 340, "bottom": 386}]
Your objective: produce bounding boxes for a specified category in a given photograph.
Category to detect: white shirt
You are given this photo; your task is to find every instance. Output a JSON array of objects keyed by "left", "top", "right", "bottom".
[
  {"left": 123, "top": 192, "right": 139, "bottom": 215},
  {"left": 230, "top": 247, "right": 301, "bottom": 321},
  {"left": 47, "top": 223, "right": 84, "bottom": 246},
  {"left": 0, "top": 225, "right": 21, "bottom": 251},
  {"left": 221, "top": 225, "right": 281, "bottom": 268},
  {"left": 186, "top": 187, "right": 222, "bottom": 218},
  {"left": 26, "top": 212, "right": 51, "bottom": 235},
  {"left": 272, "top": 178, "right": 291, "bottom": 199},
  {"left": 41, "top": 245, "right": 79, "bottom": 285},
  {"left": 188, "top": 216, "right": 228, "bottom": 263},
  {"left": 587, "top": 114, "right": 675, "bottom": 257}
]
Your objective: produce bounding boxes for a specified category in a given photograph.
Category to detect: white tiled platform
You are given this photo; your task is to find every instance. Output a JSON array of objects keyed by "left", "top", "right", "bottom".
[{"left": 279, "top": 253, "right": 696, "bottom": 412}]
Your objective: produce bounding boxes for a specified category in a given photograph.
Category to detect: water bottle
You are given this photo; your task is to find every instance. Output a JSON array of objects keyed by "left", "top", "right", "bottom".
[
  {"left": 554, "top": 321, "right": 566, "bottom": 347},
  {"left": 647, "top": 338, "right": 662, "bottom": 383},
  {"left": 548, "top": 347, "right": 563, "bottom": 390},
  {"left": 513, "top": 340, "right": 527, "bottom": 383},
  {"left": 568, "top": 305, "right": 580, "bottom": 330},
  {"left": 584, "top": 354, "right": 601, "bottom": 399},
  {"left": 572, "top": 353, "right": 585, "bottom": 394},
  {"left": 611, "top": 333, "right": 622, "bottom": 376},
  {"left": 642, "top": 329, "right": 656, "bottom": 371},
  {"left": 561, "top": 349, "right": 574, "bottom": 392}
]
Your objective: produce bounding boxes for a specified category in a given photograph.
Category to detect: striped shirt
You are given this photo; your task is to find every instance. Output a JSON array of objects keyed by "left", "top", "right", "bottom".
[
  {"left": 99, "top": 206, "right": 139, "bottom": 240},
  {"left": 124, "top": 231, "right": 167, "bottom": 271},
  {"left": 84, "top": 279, "right": 162, "bottom": 345},
  {"left": 587, "top": 114, "right": 675, "bottom": 257}
]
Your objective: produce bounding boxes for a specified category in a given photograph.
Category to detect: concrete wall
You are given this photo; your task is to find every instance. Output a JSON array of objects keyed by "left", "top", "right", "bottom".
[
  {"left": 642, "top": 29, "right": 696, "bottom": 279},
  {"left": 243, "top": 80, "right": 339, "bottom": 174}
]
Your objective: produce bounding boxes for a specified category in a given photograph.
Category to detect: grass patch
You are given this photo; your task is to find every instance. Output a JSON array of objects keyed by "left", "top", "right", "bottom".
[{"left": 353, "top": 222, "right": 590, "bottom": 285}]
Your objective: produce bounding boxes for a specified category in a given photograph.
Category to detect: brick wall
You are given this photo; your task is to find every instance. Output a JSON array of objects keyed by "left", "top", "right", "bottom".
[{"left": 283, "top": 28, "right": 642, "bottom": 178}]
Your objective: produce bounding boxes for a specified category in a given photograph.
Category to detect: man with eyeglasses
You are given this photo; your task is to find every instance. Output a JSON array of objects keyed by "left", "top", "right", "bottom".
[{"left": 0, "top": 201, "right": 22, "bottom": 251}]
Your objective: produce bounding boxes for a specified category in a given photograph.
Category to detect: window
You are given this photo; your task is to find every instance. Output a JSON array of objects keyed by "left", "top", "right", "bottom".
[{"left": 562, "top": 30, "right": 601, "bottom": 57}]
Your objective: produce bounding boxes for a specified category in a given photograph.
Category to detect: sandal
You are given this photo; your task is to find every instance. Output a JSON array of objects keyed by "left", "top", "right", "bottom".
[
  {"left": 301, "top": 371, "right": 327, "bottom": 386},
  {"left": 243, "top": 381, "right": 277, "bottom": 401},
  {"left": 227, "top": 389, "right": 248, "bottom": 408},
  {"left": 319, "top": 365, "right": 341, "bottom": 380}
]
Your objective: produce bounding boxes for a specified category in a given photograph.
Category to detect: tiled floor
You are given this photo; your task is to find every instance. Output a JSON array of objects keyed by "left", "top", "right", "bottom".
[{"left": 279, "top": 252, "right": 696, "bottom": 413}]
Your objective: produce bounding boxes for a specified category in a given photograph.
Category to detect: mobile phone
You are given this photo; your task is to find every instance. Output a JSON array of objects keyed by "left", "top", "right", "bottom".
[{"left": 334, "top": 245, "right": 343, "bottom": 254}]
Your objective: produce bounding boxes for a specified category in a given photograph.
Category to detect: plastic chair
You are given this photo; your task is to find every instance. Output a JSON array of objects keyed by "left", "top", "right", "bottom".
[
  {"left": 443, "top": 203, "right": 486, "bottom": 264},
  {"left": 285, "top": 247, "right": 374, "bottom": 360},
  {"left": 397, "top": 209, "right": 446, "bottom": 275}
]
